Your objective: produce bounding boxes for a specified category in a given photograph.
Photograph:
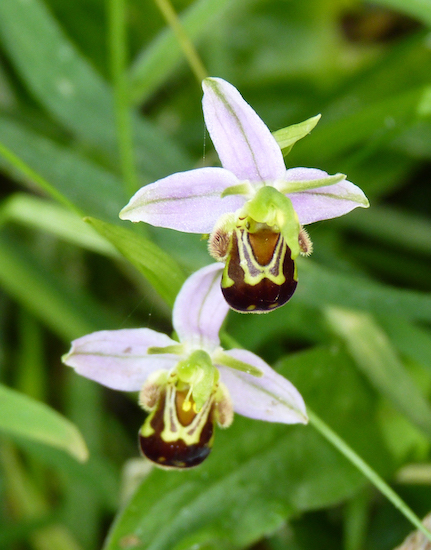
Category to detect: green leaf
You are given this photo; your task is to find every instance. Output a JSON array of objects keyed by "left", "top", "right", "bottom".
[
  {"left": 0, "top": 441, "right": 84, "bottom": 550},
  {"left": 85, "top": 217, "right": 186, "bottom": 307},
  {"left": 0, "top": 193, "right": 118, "bottom": 257},
  {"left": 335, "top": 205, "right": 431, "bottom": 258},
  {"left": 0, "top": 384, "right": 88, "bottom": 462},
  {"left": 17, "top": 439, "right": 120, "bottom": 511},
  {"left": 289, "top": 87, "right": 426, "bottom": 167},
  {"left": 325, "top": 307, "right": 431, "bottom": 440},
  {"left": 272, "top": 114, "right": 321, "bottom": 157},
  {"left": 377, "top": 314, "right": 431, "bottom": 372},
  {"left": 0, "top": 233, "right": 116, "bottom": 341},
  {"left": 298, "top": 260, "right": 431, "bottom": 324},
  {"left": 0, "top": 0, "right": 190, "bottom": 181},
  {"left": 103, "top": 347, "right": 392, "bottom": 550},
  {"left": 0, "top": 116, "right": 127, "bottom": 222},
  {"left": 129, "top": 0, "right": 231, "bottom": 104}
]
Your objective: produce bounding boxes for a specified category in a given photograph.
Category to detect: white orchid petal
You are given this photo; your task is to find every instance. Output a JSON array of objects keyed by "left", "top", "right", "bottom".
[
  {"left": 202, "top": 78, "right": 286, "bottom": 182},
  {"left": 62, "top": 329, "right": 178, "bottom": 391},
  {"left": 173, "top": 263, "right": 227, "bottom": 349},
  {"left": 218, "top": 349, "right": 308, "bottom": 424},
  {"left": 120, "top": 167, "right": 245, "bottom": 233}
]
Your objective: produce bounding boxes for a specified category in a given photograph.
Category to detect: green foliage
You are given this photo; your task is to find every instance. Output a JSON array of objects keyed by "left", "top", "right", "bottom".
[
  {"left": 0, "top": 384, "right": 88, "bottom": 462},
  {"left": 85, "top": 217, "right": 186, "bottom": 307},
  {"left": 105, "top": 347, "right": 390, "bottom": 550},
  {"left": 1, "top": 0, "right": 431, "bottom": 549}
]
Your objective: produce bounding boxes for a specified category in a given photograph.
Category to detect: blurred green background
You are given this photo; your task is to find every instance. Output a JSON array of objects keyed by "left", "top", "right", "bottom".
[{"left": 1, "top": 0, "right": 431, "bottom": 549}]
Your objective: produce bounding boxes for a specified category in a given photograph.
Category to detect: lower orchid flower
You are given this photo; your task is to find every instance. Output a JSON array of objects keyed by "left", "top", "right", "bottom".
[
  {"left": 120, "top": 78, "right": 369, "bottom": 313},
  {"left": 62, "top": 264, "right": 307, "bottom": 469}
]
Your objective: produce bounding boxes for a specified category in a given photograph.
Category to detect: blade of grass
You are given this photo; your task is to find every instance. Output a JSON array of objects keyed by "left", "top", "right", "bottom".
[
  {"left": 0, "top": 441, "right": 84, "bottom": 550},
  {"left": 0, "top": 0, "right": 190, "bottom": 179},
  {"left": 130, "top": 0, "right": 230, "bottom": 103},
  {"left": 0, "top": 141, "right": 82, "bottom": 217},
  {"left": 107, "top": 0, "right": 138, "bottom": 196},
  {"left": 0, "top": 194, "right": 118, "bottom": 257},
  {"left": 308, "top": 408, "right": 431, "bottom": 543},
  {"left": 299, "top": 260, "right": 431, "bottom": 324},
  {"left": 0, "top": 383, "right": 88, "bottom": 463},
  {"left": 153, "top": 0, "right": 208, "bottom": 85},
  {"left": 0, "top": 116, "right": 127, "bottom": 222},
  {"left": 85, "top": 217, "right": 186, "bottom": 307},
  {"left": 16, "top": 310, "right": 46, "bottom": 403},
  {"left": 343, "top": 489, "right": 371, "bottom": 550},
  {"left": 62, "top": 374, "right": 103, "bottom": 549},
  {"left": 0, "top": 234, "right": 117, "bottom": 341},
  {"left": 377, "top": 314, "right": 431, "bottom": 372},
  {"left": 325, "top": 307, "right": 431, "bottom": 440}
]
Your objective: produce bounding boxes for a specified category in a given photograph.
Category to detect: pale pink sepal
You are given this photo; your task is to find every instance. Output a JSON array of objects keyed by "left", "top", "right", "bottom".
[
  {"left": 173, "top": 263, "right": 227, "bottom": 350},
  {"left": 218, "top": 349, "right": 308, "bottom": 424},
  {"left": 285, "top": 168, "right": 369, "bottom": 225},
  {"left": 63, "top": 329, "right": 179, "bottom": 391},
  {"left": 119, "top": 167, "right": 244, "bottom": 233},
  {"left": 202, "top": 78, "right": 286, "bottom": 183}
]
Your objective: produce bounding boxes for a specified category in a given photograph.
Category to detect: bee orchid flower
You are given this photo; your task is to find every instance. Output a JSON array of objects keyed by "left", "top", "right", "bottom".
[
  {"left": 62, "top": 264, "right": 307, "bottom": 469},
  {"left": 120, "top": 78, "right": 369, "bottom": 313}
]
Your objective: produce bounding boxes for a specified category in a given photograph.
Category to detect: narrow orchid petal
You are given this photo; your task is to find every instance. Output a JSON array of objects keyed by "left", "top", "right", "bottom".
[
  {"left": 173, "top": 263, "right": 228, "bottom": 350},
  {"left": 284, "top": 168, "right": 369, "bottom": 225},
  {"left": 218, "top": 349, "right": 308, "bottom": 424},
  {"left": 120, "top": 167, "right": 245, "bottom": 233},
  {"left": 202, "top": 78, "right": 286, "bottom": 182},
  {"left": 62, "top": 329, "right": 179, "bottom": 391}
]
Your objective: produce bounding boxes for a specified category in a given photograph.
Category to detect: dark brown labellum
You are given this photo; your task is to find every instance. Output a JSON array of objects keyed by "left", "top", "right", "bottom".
[
  {"left": 222, "top": 227, "right": 297, "bottom": 312},
  {"left": 139, "top": 388, "right": 214, "bottom": 469}
]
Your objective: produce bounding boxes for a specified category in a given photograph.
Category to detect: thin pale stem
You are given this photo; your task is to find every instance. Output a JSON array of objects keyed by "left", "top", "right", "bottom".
[
  {"left": 0, "top": 141, "right": 83, "bottom": 217},
  {"left": 308, "top": 408, "right": 431, "bottom": 543},
  {"left": 153, "top": 0, "right": 208, "bottom": 84},
  {"left": 108, "top": 0, "right": 138, "bottom": 196}
]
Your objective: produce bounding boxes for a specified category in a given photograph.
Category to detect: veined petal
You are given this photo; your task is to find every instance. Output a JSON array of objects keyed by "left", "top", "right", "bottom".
[
  {"left": 284, "top": 168, "right": 369, "bottom": 225},
  {"left": 173, "top": 263, "right": 228, "bottom": 350},
  {"left": 218, "top": 349, "right": 308, "bottom": 424},
  {"left": 202, "top": 78, "right": 286, "bottom": 182},
  {"left": 120, "top": 167, "right": 245, "bottom": 233},
  {"left": 62, "top": 329, "right": 179, "bottom": 391}
]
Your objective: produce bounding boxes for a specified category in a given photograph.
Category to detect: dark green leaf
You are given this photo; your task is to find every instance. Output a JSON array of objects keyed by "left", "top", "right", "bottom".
[
  {"left": 85, "top": 217, "right": 186, "bottom": 307},
  {"left": 103, "top": 346, "right": 392, "bottom": 550}
]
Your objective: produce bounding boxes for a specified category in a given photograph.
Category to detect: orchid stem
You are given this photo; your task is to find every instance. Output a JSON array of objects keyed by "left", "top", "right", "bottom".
[
  {"left": 153, "top": 0, "right": 208, "bottom": 84},
  {"left": 308, "top": 408, "right": 431, "bottom": 542},
  {"left": 108, "top": 0, "right": 138, "bottom": 196}
]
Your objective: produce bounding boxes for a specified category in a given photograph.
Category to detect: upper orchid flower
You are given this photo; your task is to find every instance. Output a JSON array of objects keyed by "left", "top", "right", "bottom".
[
  {"left": 62, "top": 264, "right": 307, "bottom": 469},
  {"left": 120, "top": 78, "right": 369, "bottom": 313}
]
